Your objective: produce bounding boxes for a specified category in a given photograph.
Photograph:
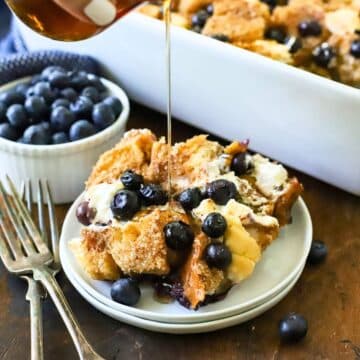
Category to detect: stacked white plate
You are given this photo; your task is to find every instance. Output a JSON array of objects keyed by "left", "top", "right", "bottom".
[{"left": 60, "top": 196, "right": 312, "bottom": 334}]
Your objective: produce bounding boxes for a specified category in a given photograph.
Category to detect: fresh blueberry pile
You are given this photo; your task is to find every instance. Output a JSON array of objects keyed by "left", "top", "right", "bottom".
[{"left": 0, "top": 66, "right": 123, "bottom": 145}]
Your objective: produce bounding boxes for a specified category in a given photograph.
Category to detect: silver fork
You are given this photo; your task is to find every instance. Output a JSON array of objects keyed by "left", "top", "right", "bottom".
[{"left": 0, "top": 176, "right": 105, "bottom": 360}]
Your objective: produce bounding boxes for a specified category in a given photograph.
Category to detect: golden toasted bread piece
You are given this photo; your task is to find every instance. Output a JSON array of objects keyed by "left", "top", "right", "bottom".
[
  {"left": 70, "top": 227, "right": 120, "bottom": 280},
  {"left": 108, "top": 206, "right": 189, "bottom": 275}
]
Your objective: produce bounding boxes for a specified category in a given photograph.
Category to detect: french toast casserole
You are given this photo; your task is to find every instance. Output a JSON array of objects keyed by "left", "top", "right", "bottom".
[
  {"left": 70, "top": 129, "right": 303, "bottom": 309},
  {"left": 138, "top": 0, "right": 360, "bottom": 87}
]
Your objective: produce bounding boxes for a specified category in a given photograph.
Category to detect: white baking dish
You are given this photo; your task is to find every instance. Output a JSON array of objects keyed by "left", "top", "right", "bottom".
[{"left": 17, "top": 12, "right": 360, "bottom": 195}]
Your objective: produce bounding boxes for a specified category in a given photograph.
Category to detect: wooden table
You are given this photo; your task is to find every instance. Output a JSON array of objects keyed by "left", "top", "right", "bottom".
[{"left": 0, "top": 104, "right": 359, "bottom": 360}]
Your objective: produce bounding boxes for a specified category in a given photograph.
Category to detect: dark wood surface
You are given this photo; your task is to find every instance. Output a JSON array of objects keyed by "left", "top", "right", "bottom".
[{"left": 0, "top": 103, "right": 359, "bottom": 360}]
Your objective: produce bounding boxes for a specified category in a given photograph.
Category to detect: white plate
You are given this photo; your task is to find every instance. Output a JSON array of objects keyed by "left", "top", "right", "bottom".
[
  {"left": 65, "top": 261, "right": 305, "bottom": 334},
  {"left": 60, "top": 195, "right": 312, "bottom": 323}
]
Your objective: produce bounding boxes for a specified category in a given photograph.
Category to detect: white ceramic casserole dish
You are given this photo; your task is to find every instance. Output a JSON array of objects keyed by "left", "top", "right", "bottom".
[
  {"left": 0, "top": 77, "right": 129, "bottom": 204},
  {"left": 17, "top": 13, "right": 360, "bottom": 195}
]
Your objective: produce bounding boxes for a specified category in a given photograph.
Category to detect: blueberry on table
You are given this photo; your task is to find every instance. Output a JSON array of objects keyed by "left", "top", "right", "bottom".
[
  {"left": 231, "top": 152, "right": 249, "bottom": 176},
  {"left": 0, "top": 123, "right": 18, "bottom": 141},
  {"left": 51, "top": 106, "right": 75, "bottom": 132},
  {"left": 178, "top": 188, "right": 202, "bottom": 211},
  {"left": 25, "top": 96, "right": 48, "bottom": 121},
  {"left": 48, "top": 71, "right": 70, "bottom": 89},
  {"left": 111, "top": 190, "right": 141, "bottom": 220},
  {"left": 139, "top": 184, "right": 168, "bottom": 206},
  {"left": 204, "top": 243, "right": 232, "bottom": 270},
  {"left": 202, "top": 212, "right": 227, "bottom": 238},
  {"left": 52, "top": 132, "right": 69, "bottom": 145},
  {"left": 312, "top": 43, "right": 335, "bottom": 68},
  {"left": 69, "top": 120, "right": 96, "bottom": 141},
  {"left": 71, "top": 96, "right": 93, "bottom": 119},
  {"left": 121, "top": 170, "right": 144, "bottom": 191},
  {"left": 0, "top": 90, "right": 25, "bottom": 106},
  {"left": 307, "top": 240, "right": 328, "bottom": 265},
  {"left": 164, "top": 221, "right": 195, "bottom": 250},
  {"left": 265, "top": 28, "right": 287, "bottom": 43},
  {"left": 350, "top": 39, "right": 360, "bottom": 58},
  {"left": 92, "top": 103, "right": 115, "bottom": 130},
  {"left": 81, "top": 86, "right": 100, "bottom": 103},
  {"left": 23, "top": 123, "right": 51, "bottom": 145},
  {"left": 76, "top": 201, "right": 94, "bottom": 225},
  {"left": 111, "top": 278, "right": 141, "bottom": 306},
  {"left": 192, "top": 9, "right": 209, "bottom": 28},
  {"left": 51, "top": 98, "right": 71, "bottom": 110},
  {"left": 211, "top": 34, "right": 230, "bottom": 42},
  {"left": 60, "top": 88, "right": 78, "bottom": 102},
  {"left": 6, "top": 104, "right": 28, "bottom": 129},
  {"left": 278, "top": 313, "right": 308, "bottom": 343},
  {"left": 298, "top": 20, "right": 322, "bottom": 37},
  {"left": 206, "top": 179, "right": 238, "bottom": 205},
  {"left": 102, "top": 96, "right": 123, "bottom": 117},
  {"left": 87, "top": 74, "right": 106, "bottom": 92}
]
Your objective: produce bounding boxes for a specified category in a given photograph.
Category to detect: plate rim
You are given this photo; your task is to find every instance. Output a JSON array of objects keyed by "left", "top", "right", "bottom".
[
  {"left": 64, "top": 260, "right": 305, "bottom": 334},
  {"left": 60, "top": 195, "right": 312, "bottom": 323}
]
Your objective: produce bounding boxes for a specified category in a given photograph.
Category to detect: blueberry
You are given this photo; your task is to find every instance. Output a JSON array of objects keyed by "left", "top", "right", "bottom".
[
  {"left": 70, "top": 72, "right": 90, "bottom": 90},
  {"left": 6, "top": 104, "right": 28, "bottom": 129},
  {"left": 120, "top": 170, "right": 144, "bottom": 190},
  {"left": 312, "top": 43, "right": 335, "bottom": 68},
  {"left": 298, "top": 20, "right": 322, "bottom": 37},
  {"left": 23, "top": 123, "right": 51, "bottom": 145},
  {"left": 71, "top": 96, "right": 93, "bottom": 119},
  {"left": 285, "top": 36, "right": 302, "bottom": 54},
  {"left": 51, "top": 98, "right": 70, "bottom": 110},
  {"left": 92, "top": 103, "right": 115, "bottom": 130},
  {"left": 60, "top": 88, "right": 78, "bottom": 102},
  {"left": 204, "top": 243, "right": 232, "bottom": 269},
  {"left": 33, "top": 81, "right": 55, "bottom": 104},
  {"left": 52, "top": 132, "right": 69, "bottom": 144},
  {"left": 111, "top": 190, "right": 141, "bottom": 220},
  {"left": 76, "top": 201, "right": 94, "bottom": 225},
  {"left": 231, "top": 152, "right": 249, "bottom": 176},
  {"left": 81, "top": 86, "right": 100, "bottom": 103},
  {"left": 111, "top": 278, "right": 141, "bottom": 306},
  {"left": 260, "top": 0, "right": 277, "bottom": 9},
  {"left": 0, "top": 90, "right": 25, "bottom": 106},
  {"left": 87, "top": 74, "right": 106, "bottom": 92},
  {"left": 192, "top": 10, "right": 209, "bottom": 28},
  {"left": 51, "top": 106, "right": 75, "bottom": 132},
  {"left": 15, "top": 83, "right": 30, "bottom": 96},
  {"left": 206, "top": 179, "right": 237, "bottom": 205},
  {"left": 350, "top": 39, "right": 360, "bottom": 58},
  {"left": 202, "top": 212, "right": 227, "bottom": 238},
  {"left": 25, "top": 96, "right": 48, "bottom": 121},
  {"left": 0, "top": 102, "right": 6, "bottom": 122},
  {"left": 102, "top": 96, "right": 123, "bottom": 117},
  {"left": 30, "top": 74, "right": 43, "bottom": 85},
  {"left": 48, "top": 71, "right": 70, "bottom": 89},
  {"left": 278, "top": 313, "right": 308, "bottom": 343},
  {"left": 206, "top": 4, "right": 214, "bottom": 15},
  {"left": 265, "top": 27, "right": 287, "bottom": 43},
  {"left": 178, "top": 188, "right": 202, "bottom": 211},
  {"left": 164, "top": 221, "right": 194, "bottom": 250},
  {"left": 69, "top": 120, "right": 96, "bottom": 141},
  {"left": 211, "top": 34, "right": 230, "bottom": 42},
  {"left": 307, "top": 240, "right": 327, "bottom": 265},
  {"left": 0, "top": 123, "right": 18, "bottom": 141},
  {"left": 41, "top": 65, "right": 66, "bottom": 80},
  {"left": 139, "top": 184, "right": 168, "bottom": 206}
]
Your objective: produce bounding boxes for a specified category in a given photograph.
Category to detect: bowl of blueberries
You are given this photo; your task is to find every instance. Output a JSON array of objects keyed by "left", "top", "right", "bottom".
[{"left": 0, "top": 65, "right": 129, "bottom": 204}]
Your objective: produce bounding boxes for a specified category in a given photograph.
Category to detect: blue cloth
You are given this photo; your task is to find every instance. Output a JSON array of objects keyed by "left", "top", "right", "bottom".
[{"left": 0, "top": 1, "right": 101, "bottom": 84}]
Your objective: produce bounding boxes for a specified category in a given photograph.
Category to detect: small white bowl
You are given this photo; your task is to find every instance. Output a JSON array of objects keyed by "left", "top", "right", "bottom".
[{"left": 0, "top": 77, "right": 130, "bottom": 204}]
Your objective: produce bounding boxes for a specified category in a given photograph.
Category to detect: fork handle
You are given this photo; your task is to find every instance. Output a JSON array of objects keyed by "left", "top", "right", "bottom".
[
  {"left": 33, "top": 267, "right": 106, "bottom": 360},
  {"left": 24, "top": 277, "right": 44, "bottom": 360}
]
